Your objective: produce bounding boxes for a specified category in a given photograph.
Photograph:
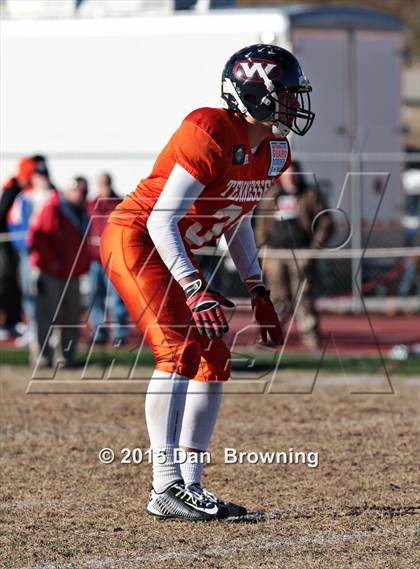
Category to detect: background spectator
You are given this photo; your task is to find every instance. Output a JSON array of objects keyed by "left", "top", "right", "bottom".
[
  {"left": 254, "top": 161, "right": 334, "bottom": 351},
  {"left": 0, "top": 157, "right": 35, "bottom": 337},
  {"left": 28, "top": 176, "right": 90, "bottom": 367},
  {"left": 87, "top": 173, "right": 128, "bottom": 345},
  {"left": 398, "top": 167, "right": 420, "bottom": 296},
  {"left": 8, "top": 155, "right": 56, "bottom": 338}
]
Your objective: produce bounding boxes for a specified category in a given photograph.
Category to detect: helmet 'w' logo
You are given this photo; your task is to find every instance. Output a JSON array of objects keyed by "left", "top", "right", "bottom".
[{"left": 233, "top": 59, "right": 281, "bottom": 82}]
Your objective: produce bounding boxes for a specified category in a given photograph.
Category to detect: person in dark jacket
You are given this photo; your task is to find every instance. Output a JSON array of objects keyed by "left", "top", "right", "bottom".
[
  {"left": 28, "top": 176, "right": 90, "bottom": 367},
  {"left": 0, "top": 157, "right": 36, "bottom": 337},
  {"left": 87, "top": 173, "right": 128, "bottom": 345},
  {"left": 254, "top": 161, "right": 334, "bottom": 351}
]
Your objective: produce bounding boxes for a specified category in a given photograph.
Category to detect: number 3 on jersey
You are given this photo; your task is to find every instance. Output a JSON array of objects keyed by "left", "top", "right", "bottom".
[{"left": 184, "top": 204, "right": 243, "bottom": 247}]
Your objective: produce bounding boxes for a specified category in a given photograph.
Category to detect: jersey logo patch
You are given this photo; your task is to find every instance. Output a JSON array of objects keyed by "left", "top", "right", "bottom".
[
  {"left": 232, "top": 144, "right": 246, "bottom": 165},
  {"left": 268, "top": 140, "right": 288, "bottom": 176}
]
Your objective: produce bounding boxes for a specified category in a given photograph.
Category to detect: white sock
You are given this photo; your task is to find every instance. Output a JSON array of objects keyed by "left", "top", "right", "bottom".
[
  {"left": 179, "top": 380, "right": 223, "bottom": 487},
  {"left": 145, "top": 369, "right": 189, "bottom": 493},
  {"left": 180, "top": 451, "right": 208, "bottom": 488}
]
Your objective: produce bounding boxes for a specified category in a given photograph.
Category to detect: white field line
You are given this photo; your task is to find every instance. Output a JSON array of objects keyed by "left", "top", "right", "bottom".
[
  {"left": 24, "top": 525, "right": 420, "bottom": 569},
  {"left": 0, "top": 499, "right": 62, "bottom": 511}
]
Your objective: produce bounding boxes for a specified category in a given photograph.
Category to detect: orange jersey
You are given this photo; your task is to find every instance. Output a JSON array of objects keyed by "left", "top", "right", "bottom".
[{"left": 110, "top": 107, "right": 291, "bottom": 248}]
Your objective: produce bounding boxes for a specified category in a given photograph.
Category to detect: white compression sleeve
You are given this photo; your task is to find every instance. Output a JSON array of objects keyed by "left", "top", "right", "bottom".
[
  {"left": 146, "top": 163, "right": 205, "bottom": 282},
  {"left": 223, "top": 211, "right": 262, "bottom": 282}
]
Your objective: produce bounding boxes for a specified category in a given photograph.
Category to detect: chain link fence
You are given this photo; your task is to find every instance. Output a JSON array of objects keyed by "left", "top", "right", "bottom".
[{"left": 1, "top": 151, "right": 419, "bottom": 316}]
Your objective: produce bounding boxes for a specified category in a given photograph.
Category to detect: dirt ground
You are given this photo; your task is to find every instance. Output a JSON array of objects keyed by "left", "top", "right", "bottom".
[{"left": 0, "top": 365, "right": 419, "bottom": 569}]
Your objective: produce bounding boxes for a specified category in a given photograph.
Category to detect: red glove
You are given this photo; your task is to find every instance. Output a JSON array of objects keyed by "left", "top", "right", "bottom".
[
  {"left": 250, "top": 285, "right": 284, "bottom": 346},
  {"left": 184, "top": 278, "right": 235, "bottom": 339}
]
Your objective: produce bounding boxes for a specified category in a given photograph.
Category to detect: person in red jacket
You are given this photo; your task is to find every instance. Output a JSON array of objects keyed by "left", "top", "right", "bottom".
[{"left": 28, "top": 176, "right": 90, "bottom": 368}]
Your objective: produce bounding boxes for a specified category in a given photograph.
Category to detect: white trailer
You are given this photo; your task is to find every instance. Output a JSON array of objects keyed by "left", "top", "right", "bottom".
[{"left": 1, "top": 5, "right": 403, "bottom": 229}]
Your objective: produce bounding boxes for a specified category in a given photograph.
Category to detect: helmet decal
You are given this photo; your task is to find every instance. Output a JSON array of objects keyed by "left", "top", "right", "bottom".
[{"left": 233, "top": 60, "right": 282, "bottom": 83}]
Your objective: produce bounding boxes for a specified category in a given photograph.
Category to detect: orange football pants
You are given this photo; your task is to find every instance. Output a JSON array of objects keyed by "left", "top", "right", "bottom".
[{"left": 100, "top": 222, "right": 231, "bottom": 381}]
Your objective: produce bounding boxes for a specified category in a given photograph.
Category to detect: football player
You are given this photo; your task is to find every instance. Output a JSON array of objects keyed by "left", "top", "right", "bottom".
[{"left": 100, "top": 44, "right": 314, "bottom": 520}]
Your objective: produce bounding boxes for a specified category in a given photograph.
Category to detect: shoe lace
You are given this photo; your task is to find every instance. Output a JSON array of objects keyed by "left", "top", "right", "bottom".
[
  {"left": 175, "top": 484, "right": 209, "bottom": 507},
  {"left": 188, "top": 483, "right": 219, "bottom": 505}
]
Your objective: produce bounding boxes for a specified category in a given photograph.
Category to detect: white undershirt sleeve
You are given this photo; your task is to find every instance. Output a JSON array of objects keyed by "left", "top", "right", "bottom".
[
  {"left": 146, "top": 163, "right": 205, "bottom": 282},
  {"left": 223, "top": 210, "right": 262, "bottom": 282}
]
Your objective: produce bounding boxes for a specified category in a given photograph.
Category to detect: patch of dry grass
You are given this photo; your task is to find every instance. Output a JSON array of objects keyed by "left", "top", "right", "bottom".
[{"left": 0, "top": 367, "right": 419, "bottom": 568}]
